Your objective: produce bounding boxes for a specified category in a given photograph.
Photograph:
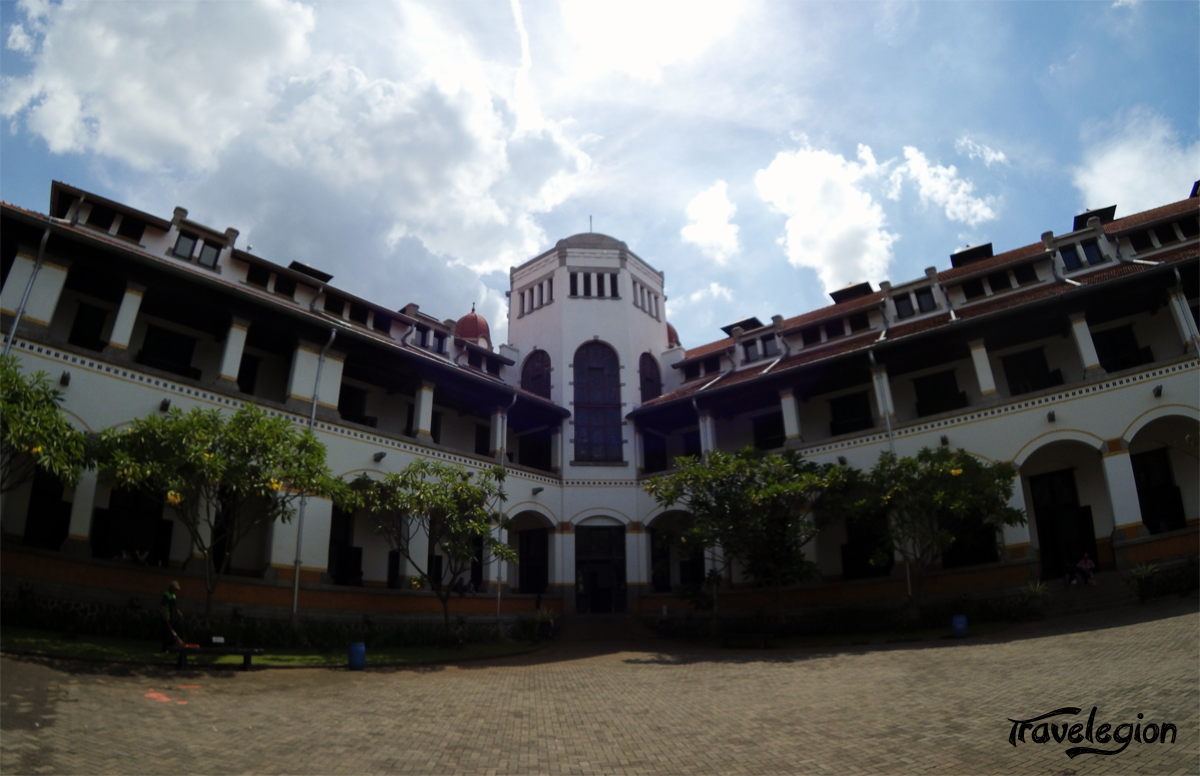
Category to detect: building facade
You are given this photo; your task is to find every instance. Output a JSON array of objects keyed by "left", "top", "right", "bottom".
[{"left": 2, "top": 181, "right": 1197, "bottom": 618}]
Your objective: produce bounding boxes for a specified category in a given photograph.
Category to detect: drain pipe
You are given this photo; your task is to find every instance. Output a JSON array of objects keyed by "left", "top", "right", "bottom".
[
  {"left": 292, "top": 327, "right": 338, "bottom": 622},
  {"left": 2, "top": 228, "right": 51, "bottom": 358}
]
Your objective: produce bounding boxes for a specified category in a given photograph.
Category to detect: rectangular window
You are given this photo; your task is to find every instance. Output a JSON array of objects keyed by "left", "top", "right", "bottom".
[
  {"left": 547, "top": 278, "right": 553, "bottom": 302},
  {"left": 894, "top": 294, "right": 915, "bottom": 319},
  {"left": 1154, "top": 225, "right": 1179, "bottom": 245},
  {"left": 610, "top": 274, "right": 619, "bottom": 297},
  {"left": 1012, "top": 264, "right": 1038, "bottom": 285},
  {"left": 570, "top": 273, "right": 579, "bottom": 296},
  {"left": 246, "top": 265, "right": 271, "bottom": 288},
  {"left": 1001, "top": 347, "right": 1064, "bottom": 396},
  {"left": 372, "top": 314, "right": 392, "bottom": 335},
  {"left": 273, "top": 276, "right": 297, "bottom": 298},
  {"left": 433, "top": 332, "right": 446, "bottom": 354},
  {"left": 583, "top": 273, "right": 592, "bottom": 297},
  {"left": 702, "top": 356, "right": 720, "bottom": 374},
  {"left": 631, "top": 280, "right": 639, "bottom": 304},
  {"left": 1128, "top": 231, "right": 1154, "bottom": 252},
  {"left": 643, "top": 432, "right": 668, "bottom": 474},
  {"left": 236, "top": 353, "right": 259, "bottom": 395},
  {"left": 431, "top": 412, "right": 442, "bottom": 445},
  {"left": 116, "top": 216, "right": 146, "bottom": 243},
  {"left": 337, "top": 384, "right": 375, "bottom": 427},
  {"left": 915, "top": 287, "right": 937, "bottom": 313},
  {"left": 1092, "top": 324, "right": 1153, "bottom": 373},
  {"left": 1178, "top": 217, "right": 1199, "bottom": 238},
  {"left": 752, "top": 412, "right": 786, "bottom": 451},
  {"left": 825, "top": 319, "right": 846, "bottom": 339},
  {"left": 468, "top": 350, "right": 483, "bottom": 369},
  {"left": 848, "top": 312, "right": 870, "bottom": 332},
  {"left": 962, "top": 279, "right": 986, "bottom": 299},
  {"left": 986, "top": 272, "right": 1011, "bottom": 293},
  {"left": 683, "top": 362, "right": 700, "bottom": 380},
  {"left": 348, "top": 303, "right": 369, "bottom": 325},
  {"left": 86, "top": 204, "right": 117, "bottom": 231},
  {"left": 1060, "top": 244, "right": 1083, "bottom": 270},
  {"left": 197, "top": 241, "right": 221, "bottom": 269},
  {"left": 913, "top": 369, "right": 968, "bottom": 418},
  {"left": 596, "top": 273, "right": 606, "bottom": 297},
  {"left": 682, "top": 430, "right": 702, "bottom": 459},
  {"left": 1081, "top": 239, "right": 1104, "bottom": 265},
  {"left": 652, "top": 295, "right": 659, "bottom": 317},
  {"left": 173, "top": 232, "right": 198, "bottom": 259},
  {"left": 742, "top": 340, "right": 759, "bottom": 361},
  {"left": 829, "top": 391, "right": 873, "bottom": 436},
  {"left": 486, "top": 356, "right": 501, "bottom": 376},
  {"left": 641, "top": 286, "right": 648, "bottom": 309},
  {"left": 801, "top": 326, "right": 821, "bottom": 346},
  {"left": 475, "top": 424, "right": 491, "bottom": 456},
  {"left": 520, "top": 293, "right": 526, "bottom": 315},
  {"left": 135, "top": 325, "right": 199, "bottom": 379},
  {"left": 68, "top": 302, "right": 108, "bottom": 351},
  {"left": 761, "top": 336, "right": 779, "bottom": 357},
  {"left": 537, "top": 283, "right": 544, "bottom": 307},
  {"left": 324, "top": 295, "right": 345, "bottom": 316}
]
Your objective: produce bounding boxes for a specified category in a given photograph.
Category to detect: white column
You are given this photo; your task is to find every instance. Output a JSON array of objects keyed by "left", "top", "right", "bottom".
[
  {"left": 550, "top": 429, "right": 562, "bottom": 474},
  {"left": 489, "top": 408, "right": 505, "bottom": 458},
  {"left": 779, "top": 388, "right": 803, "bottom": 447},
  {"left": 1167, "top": 291, "right": 1199, "bottom": 354},
  {"left": 871, "top": 367, "right": 896, "bottom": 420},
  {"left": 1101, "top": 443, "right": 1145, "bottom": 539},
  {"left": 0, "top": 254, "right": 71, "bottom": 332},
  {"left": 634, "top": 430, "right": 645, "bottom": 474},
  {"left": 625, "top": 523, "right": 645, "bottom": 599},
  {"left": 1069, "top": 312, "right": 1104, "bottom": 377},
  {"left": 106, "top": 282, "right": 147, "bottom": 351},
  {"left": 285, "top": 340, "right": 344, "bottom": 418},
  {"left": 558, "top": 525, "right": 576, "bottom": 610},
  {"left": 699, "top": 411, "right": 717, "bottom": 455},
  {"left": 217, "top": 317, "right": 251, "bottom": 387},
  {"left": 413, "top": 380, "right": 436, "bottom": 444},
  {"left": 62, "top": 468, "right": 98, "bottom": 556},
  {"left": 1001, "top": 470, "right": 1032, "bottom": 559},
  {"left": 969, "top": 339, "right": 998, "bottom": 398}
]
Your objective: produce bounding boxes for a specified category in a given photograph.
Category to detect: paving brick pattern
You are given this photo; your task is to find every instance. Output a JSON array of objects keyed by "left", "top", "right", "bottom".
[{"left": 2, "top": 600, "right": 1197, "bottom": 775}]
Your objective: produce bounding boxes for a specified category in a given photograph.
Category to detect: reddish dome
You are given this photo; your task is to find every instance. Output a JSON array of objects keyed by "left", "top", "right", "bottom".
[
  {"left": 667, "top": 321, "right": 681, "bottom": 348},
  {"left": 455, "top": 306, "right": 491, "bottom": 347}
]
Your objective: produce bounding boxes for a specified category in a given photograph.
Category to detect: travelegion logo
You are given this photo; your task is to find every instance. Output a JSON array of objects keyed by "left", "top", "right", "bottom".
[{"left": 1008, "top": 707, "right": 1177, "bottom": 759}]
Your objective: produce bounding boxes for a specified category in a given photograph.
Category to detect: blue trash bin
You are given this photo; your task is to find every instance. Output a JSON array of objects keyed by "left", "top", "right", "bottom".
[
  {"left": 951, "top": 615, "right": 967, "bottom": 639},
  {"left": 348, "top": 642, "right": 366, "bottom": 670}
]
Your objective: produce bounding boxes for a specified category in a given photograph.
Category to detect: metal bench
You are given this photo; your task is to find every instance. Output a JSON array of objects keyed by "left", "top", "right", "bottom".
[{"left": 168, "top": 645, "right": 265, "bottom": 670}]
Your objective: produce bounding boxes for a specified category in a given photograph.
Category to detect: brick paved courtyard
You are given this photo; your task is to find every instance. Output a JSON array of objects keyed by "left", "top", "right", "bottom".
[{"left": 2, "top": 599, "right": 1197, "bottom": 775}]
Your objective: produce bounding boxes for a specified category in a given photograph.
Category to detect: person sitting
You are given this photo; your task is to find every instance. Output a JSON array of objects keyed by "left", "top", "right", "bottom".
[{"left": 1074, "top": 553, "right": 1097, "bottom": 586}]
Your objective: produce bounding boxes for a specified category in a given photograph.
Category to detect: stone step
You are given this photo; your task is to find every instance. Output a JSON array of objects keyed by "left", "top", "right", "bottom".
[{"left": 1042, "top": 570, "right": 1139, "bottom": 616}]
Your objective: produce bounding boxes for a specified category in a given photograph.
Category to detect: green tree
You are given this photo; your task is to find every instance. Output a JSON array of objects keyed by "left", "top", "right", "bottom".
[
  {"left": 0, "top": 354, "right": 87, "bottom": 493},
  {"left": 97, "top": 405, "right": 336, "bottom": 619},
  {"left": 344, "top": 459, "right": 515, "bottom": 638},
  {"left": 864, "top": 447, "right": 1026, "bottom": 621},
  {"left": 645, "top": 448, "right": 851, "bottom": 630}
]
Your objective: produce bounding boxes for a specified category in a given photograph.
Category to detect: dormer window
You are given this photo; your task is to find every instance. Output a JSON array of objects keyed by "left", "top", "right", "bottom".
[
  {"left": 761, "top": 336, "right": 779, "bottom": 357},
  {"left": 801, "top": 326, "right": 821, "bottom": 346},
  {"left": 349, "top": 303, "right": 369, "bottom": 325},
  {"left": 1080, "top": 239, "right": 1104, "bottom": 265},
  {"left": 325, "top": 295, "right": 345, "bottom": 316},
  {"left": 914, "top": 287, "right": 936, "bottom": 313},
  {"left": 116, "top": 216, "right": 146, "bottom": 243},
  {"left": 1128, "top": 232, "right": 1154, "bottom": 253},
  {"left": 1155, "top": 225, "right": 1179, "bottom": 245},
  {"left": 962, "top": 279, "right": 986, "bottom": 299},
  {"left": 246, "top": 265, "right": 270, "bottom": 288},
  {"left": 86, "top": 204, "right": 117, "bottom": 231},
  {"left": 173, "top": 232, "right": 198, "bottom": 259},
  {"left": 468, "top": 350, "right": 483, "bottom": 369},
  {"left": 986, "top": 271, "right": 1011, "bottom": 293},
  {"left": 683, "top": 362, "right": 700, "bottom": 381},
  {"left": 197, "top": 241, "right": 221, "bottom": 269},
  {"left": 894, "top": 294, "right": 915, "bottom": 319},
  {"left": 1179, "top": 217, "right": 1199, "bottom": 238},
  {"left": 703, "top": 356, "right": 720, "bottom": 375},
  {"left": 825, "top": 319, "right": 845, "bottom": 339},
  {"left": 742, "top": 340, "right": 758, "bottom": 361},
  {"left": 1013, "top": 264, "right": 1038, "bottom": 285},
  {"left": 373, "top": 313, "right": 392, "bottom": 334},
  {"left": 849, "top": 312, "right": 870, "bottom": 332},
  {"left": 273, "top": 276, "right": 297, "bottom": 298}
]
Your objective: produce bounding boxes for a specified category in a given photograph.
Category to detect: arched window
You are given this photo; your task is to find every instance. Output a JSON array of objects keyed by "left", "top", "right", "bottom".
[
  {"left": 573, "top": 342, "right": 622, "bottom": 462},
  {"left": 521, "top": 350, "right": 552, "bottom": 399},
  {"left": 639, "top": 353, "right": 661, "bottom": 403}
]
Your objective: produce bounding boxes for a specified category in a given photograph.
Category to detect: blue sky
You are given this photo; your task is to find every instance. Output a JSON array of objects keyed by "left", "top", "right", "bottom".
[{"left": 2, "top": 0, "right": 1197, "bottom": 348}]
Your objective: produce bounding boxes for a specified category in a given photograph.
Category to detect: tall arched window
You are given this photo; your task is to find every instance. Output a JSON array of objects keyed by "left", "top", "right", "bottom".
[
  {"left": 639, "top": 353, "right": 661, "bottom": 403},
  {"left": 521, "top": 350, "right": 552, "bottom": 399},
  {"left": 574, "top": 342, "right": 622, "bottom": 462}
]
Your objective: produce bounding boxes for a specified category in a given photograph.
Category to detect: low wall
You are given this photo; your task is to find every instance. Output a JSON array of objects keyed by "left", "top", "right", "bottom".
[{"left": 1114, "top": 526, "right": 1200, "bottom": 567}]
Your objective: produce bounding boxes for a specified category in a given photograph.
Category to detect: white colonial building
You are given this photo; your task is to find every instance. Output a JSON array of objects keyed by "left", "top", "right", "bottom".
[{"left": 1, "top": 180, "right": 1197, "bottom": 618}]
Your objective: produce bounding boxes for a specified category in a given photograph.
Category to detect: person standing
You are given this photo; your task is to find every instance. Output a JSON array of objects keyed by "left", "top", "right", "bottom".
[{"left": 160, "top": 580, "right": 184, "bottom": 651}]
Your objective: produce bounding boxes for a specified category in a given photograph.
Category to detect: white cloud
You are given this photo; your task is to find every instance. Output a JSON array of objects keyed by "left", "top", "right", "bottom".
[
  {"left": 559, "top": 0, "right": 743, "bottom": 83},
  {"left": 688, "top": 282, "right": 733, "bottom": 304},
  {"left": 755, "top": 141, "right": 897, "bottom": 294},
  {"left": 1072, "top": 109, "right": 1200, "bottom": 216},
  {"left": 874, "top": 0, "right": 919, "bottom": 46},
  {"left": 680, "top": 181, "right": 740, "bottom": 264},
  {"left": 888, "top": 147, "right": 998, "bottom": 226},
  {"left": 1, "top": 0, "right": 314, "bottom": 171},
  {"left": 955, "top": 136, "right": 1009, "bottom": 167}
]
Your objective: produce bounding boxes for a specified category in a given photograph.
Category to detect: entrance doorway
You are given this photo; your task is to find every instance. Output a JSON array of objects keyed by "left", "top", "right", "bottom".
[
  {"left": 1028, "top": 468, "right": 1098, "bottom": 579},
  {"left": 1130, "top": 448, "right": 1186, "bottom": 534},
  {"left": 575, "top": 525, "right": 625, "bottom": 613}
]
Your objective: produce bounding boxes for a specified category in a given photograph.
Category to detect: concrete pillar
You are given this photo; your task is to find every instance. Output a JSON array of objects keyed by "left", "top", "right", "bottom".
[
  {"left": 557, "top": 523, "right": 576, "bottom": 611},
  {"left": 266, "top": 497, "right": 333, "bottom": 584},
  {"left": 216, "top": 317, "right": 251, "bottom": 392},
  {"left": 62, "top": 468, "right": 98, "bottom": 556},
  {"left": 1101, "top": 440, "right": 1145, "bottom": 540},
  {"left": 489, "top": 408, "right": 505, "bottom": 458},
  {"left": 284, "top": 340, "right": 345, "bottom": 421},
  {"left": 779, "top": 388, "right": 803, "bottom": 447},
  {"left": 1001, "top": 470, "right": 1032, "bottom": 560},
  {"left": 1069, "top": 312, "right": 1104, "bottom": 377},
  {"left": 413, "top": 380, "right": 436, "bottom": 444},
  {"left": 871, "top": 367, "right": 896, "bottom": 420},
  {"left": 634, "top": 430, "right": 645, "bottom": 474},
  {"left": 969, "top": 339, "right": 998, "bottom": 398},
  {"left": 0, "top": 254, "right": 71, "bottom": 339},
  {"left": 625, "top": 521, "right": 645, "bottom": 610},
  {"left": 104, "top": 282, "right": 146, "bottom": 355},
  {"left": 698, "top": 411, "right": 717, "bottom": 455},
  {"left": 1167, "top": 291, "right": 1199, "bottom": 354},
  {"left": 550, "top": 428, "right": 562, "bottom": 474}
]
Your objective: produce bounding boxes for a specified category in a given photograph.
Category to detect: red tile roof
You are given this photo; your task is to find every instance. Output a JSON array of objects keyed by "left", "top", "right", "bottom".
[
  {"left": 1104, "top": 198, "right": 1199, "bottom": 234},
  {"left": 682, "top": 338, "right": 734, "bottom": 360},
  {"left": 779, "top": 291, "right": 884, "bottom": 331},
  {"left": 937, "top": 242, "right": 1048, "bottom": 283}
]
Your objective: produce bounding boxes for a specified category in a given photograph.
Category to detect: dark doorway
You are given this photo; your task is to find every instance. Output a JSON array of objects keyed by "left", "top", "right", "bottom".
[
  {"left": 575, "top": 525, "right": 626, "bottom": 613},
  {"left": 649, "top": 528, "right": 671, "bottom": 593},
  {"left": 518, "top": 528, "right": 549, "bottom": 594},
  {"left": 22, "top": 467, "right": 72, "bottom": 551},
  {"left": 1130, "top": 448, "right": 1186, "bottom": 534},
  {"left": 92, "top": 487, "right": 171, "bottom": 566},
  {"left": 841, "top": 509, "right": 894, "bottom": 580},
  {"left": 1028, "top": 469, "right": 1098, "bottom": 579}
]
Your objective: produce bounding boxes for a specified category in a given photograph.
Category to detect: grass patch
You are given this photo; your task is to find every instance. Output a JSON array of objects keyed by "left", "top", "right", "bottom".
[
  {"left": 1, "top": 626, "right": 543, "bottom": 668},
  {"left": 685, "top": 619, "right": 1020, "bottom": 650}
]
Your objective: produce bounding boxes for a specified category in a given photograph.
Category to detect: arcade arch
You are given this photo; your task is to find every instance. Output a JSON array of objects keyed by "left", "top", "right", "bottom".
[
  {"left": 1018, "top": 439, "right": 1112, "bottom": 580},
  {"left": 1128, "top": 414, "right": 1198, "bottom": 534},
  {"left": 506, "top": 510, "right": 555, "bottom": 595}
]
